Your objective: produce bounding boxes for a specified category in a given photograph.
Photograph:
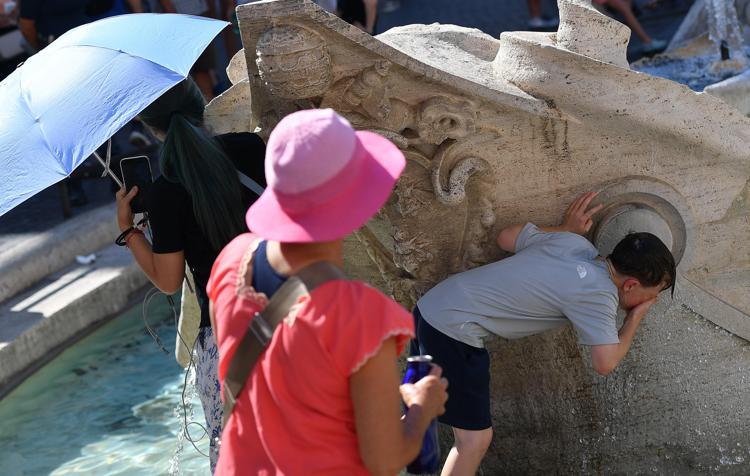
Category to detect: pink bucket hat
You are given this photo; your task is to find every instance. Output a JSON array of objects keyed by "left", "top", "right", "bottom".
[{"left": 246, "top": 109, "right": 406, "bottom": 242}]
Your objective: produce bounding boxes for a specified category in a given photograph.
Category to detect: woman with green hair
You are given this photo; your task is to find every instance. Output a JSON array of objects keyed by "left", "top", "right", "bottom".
[{"left": 115, "top": 78, "right": 265, "bottom": 473}]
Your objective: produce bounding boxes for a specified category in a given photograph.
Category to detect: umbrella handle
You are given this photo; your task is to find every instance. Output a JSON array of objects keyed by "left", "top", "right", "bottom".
[{"left": 92, "top": 150, "right": 123, "bottom": 189}]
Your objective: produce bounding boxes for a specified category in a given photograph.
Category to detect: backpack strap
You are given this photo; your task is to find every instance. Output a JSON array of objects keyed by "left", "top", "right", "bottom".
[{"left": 222, "top": 261, "right": 346, "bottom": 427}]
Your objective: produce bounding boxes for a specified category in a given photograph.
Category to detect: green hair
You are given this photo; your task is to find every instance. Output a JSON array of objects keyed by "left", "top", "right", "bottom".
[{"left": 140, "top": 79, "right": 245, "bottom": 250}]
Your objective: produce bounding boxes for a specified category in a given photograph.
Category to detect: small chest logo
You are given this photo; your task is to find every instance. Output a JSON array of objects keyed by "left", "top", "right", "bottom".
[{"left": 576, "top": 265, "right": 587, "bottom": 279}]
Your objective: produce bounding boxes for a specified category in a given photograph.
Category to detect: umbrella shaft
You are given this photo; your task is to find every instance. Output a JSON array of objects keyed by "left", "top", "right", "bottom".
[{"left": 92, "top": 151, "right": 123, "bottom": 189}]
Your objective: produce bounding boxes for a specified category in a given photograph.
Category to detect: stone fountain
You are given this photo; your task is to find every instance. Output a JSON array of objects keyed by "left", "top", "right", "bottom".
[{"left": 207, "top": 0, "right": 750, "bottom": 472}]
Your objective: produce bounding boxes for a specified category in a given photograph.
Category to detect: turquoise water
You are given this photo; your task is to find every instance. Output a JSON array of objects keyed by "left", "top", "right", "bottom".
[{"left": 0, "top": 296, "right": 210, "bottom": 475}]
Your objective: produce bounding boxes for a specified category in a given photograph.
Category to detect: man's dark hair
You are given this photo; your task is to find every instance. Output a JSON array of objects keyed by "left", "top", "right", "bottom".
[{"left": 609, "top": 232, "right": 676, "bottom": 297}]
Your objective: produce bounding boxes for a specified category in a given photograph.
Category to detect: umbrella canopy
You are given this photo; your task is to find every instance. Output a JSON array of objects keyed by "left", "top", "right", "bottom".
[{"left": 0, "top": 14, "right": 228, "bottom": 216}]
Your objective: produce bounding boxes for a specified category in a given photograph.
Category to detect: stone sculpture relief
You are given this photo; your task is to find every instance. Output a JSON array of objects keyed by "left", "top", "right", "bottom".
[
  {"left": 321, "top": 60, "right": 392, "bottom": 122},
  {"left": 206, "top": 0, "right": 750, "bottom": 472},
  {"left": 416, "top": 96, "right": 477, "bottom": 144},
  {"left": 255, "top": 24, "right": 332, "bottom": 99}
]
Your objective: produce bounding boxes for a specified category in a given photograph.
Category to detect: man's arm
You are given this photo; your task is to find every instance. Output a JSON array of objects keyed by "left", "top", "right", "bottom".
[
  {"left": 496, "top": 223, "right": 525, "bottom": 253},
  {"left": 496, "top": 191, "right": 603, "bottom": 253},
  {"left": 589, "top": 298, "right": 656, "bottom": 375}
]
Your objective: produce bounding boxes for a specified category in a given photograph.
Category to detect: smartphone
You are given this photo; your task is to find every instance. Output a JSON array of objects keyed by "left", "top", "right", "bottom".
[{"left": 120, "top": 156, "right": 153, "bottom": 214}]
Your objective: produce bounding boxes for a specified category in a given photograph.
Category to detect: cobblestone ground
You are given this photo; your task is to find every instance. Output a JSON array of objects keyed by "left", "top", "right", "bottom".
[{"left": 0, "top": 0, "right": 694, "bottom": 248}]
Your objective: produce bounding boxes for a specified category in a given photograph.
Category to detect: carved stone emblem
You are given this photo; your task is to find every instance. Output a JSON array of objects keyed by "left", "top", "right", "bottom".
[
  {"left": 417, "top": 96, "right": 477, "bottom": 144},
  {"left": 321, "top": 60, "right": 392, "bottom": 124},
  {"left": 256, "top": 24, "right": 332, "bottom": 99}
]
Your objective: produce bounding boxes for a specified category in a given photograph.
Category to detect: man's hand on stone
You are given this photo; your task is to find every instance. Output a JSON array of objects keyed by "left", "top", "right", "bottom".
[{"left": 561, "top": 191, "right": 603, "bottom": 235}]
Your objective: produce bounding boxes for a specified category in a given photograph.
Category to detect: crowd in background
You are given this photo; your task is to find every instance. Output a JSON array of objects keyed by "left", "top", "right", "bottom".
[
  {"left": 0, "top": 0, "right": 382, "bottom": 104},
  {"left": 0, "top": 0, "right": 669, "bottom": 90}
]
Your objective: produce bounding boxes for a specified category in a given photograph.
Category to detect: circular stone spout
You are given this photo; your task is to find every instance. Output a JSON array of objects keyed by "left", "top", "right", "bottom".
[{"left": 594, "top": 206, "right": 674, "bottom": 256}]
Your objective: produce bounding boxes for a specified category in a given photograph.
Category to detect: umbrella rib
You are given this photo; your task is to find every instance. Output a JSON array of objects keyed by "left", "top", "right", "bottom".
[
  {"left": 15, "top": 46, "right": 182, "bottom": 177},
  {"left": 15, "top": 69, "right": 68, "bottom": 175},
  {"left": 55, "top": 43, "right": 182, "bottom": 75},
  {"left": 11, "top": 34, "right": 212, "bottom": 177}
]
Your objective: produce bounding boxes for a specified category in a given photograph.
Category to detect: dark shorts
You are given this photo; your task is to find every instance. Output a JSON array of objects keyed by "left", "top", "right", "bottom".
[{"left": 410, "top": 306, "right": 492, "bottom": 431}]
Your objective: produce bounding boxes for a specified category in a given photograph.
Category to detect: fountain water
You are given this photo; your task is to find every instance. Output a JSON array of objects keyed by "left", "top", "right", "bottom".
[
  {"left": 706, "top": 0, "right": 744, "bottom": 56},
  {"left": 0, "top": 297, "right": 209, "bottom": 475},
  {"left": 634, "top": 0, "right": 750, "bottom": 108}
]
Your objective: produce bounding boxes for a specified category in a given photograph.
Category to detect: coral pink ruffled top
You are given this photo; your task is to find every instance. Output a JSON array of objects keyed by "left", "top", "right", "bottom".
[{"left": 207, "top": 233, "right": 414, "bottom": 475}]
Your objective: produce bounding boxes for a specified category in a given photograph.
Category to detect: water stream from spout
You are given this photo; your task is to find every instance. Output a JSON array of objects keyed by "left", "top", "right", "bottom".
[
  {"left": 633, "top": 0, "right": 750, "bottom": 90},
  {"left": 705, "top": 0, "right": 745, "bottom": 56}
]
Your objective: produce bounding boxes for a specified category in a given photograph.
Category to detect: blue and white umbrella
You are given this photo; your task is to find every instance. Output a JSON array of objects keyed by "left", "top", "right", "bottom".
[{"left": 0, "top": 14, "right": 228, "bottom": 216}]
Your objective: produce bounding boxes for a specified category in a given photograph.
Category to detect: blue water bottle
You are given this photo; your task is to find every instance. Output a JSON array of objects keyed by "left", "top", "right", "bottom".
[{"left": 403, "top": 355, "right": 440, "bottom": 474}]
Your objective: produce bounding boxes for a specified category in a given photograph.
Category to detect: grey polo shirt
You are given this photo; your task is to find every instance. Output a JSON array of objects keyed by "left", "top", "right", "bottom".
[{"left": 417, "top": 223, "right": 620, "bottom": 348}]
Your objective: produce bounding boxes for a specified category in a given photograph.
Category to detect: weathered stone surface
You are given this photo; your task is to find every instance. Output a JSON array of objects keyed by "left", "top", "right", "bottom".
[
  {"left": 207, "top": 0, "right": 750, "bottom": 472},
  {"left": 704, "top": 69, "right": 750, "bottom": 115}
]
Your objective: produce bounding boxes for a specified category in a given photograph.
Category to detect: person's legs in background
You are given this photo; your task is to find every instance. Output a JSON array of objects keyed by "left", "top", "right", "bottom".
[
  {"left": 381, "top": 0, "right": 399, "bottom": 14},
  {"left": 363, "top": 0, "right": 377, "bottom": 34},
  {"left": 526, "top": 0, "right": 559, "bottom": 30},
  {"left": 527, "top": 0, "right": 542, "bottom": 19},
  {"left": 60, "top": 176, "right": 88, "bottom": 211},
  {"left": 192, "top": 70, "right": 215, "bottom": 101},
  {"left": 190, "top": 44, "right": 217, "bottom": 101},
  {"left": 441, "top": 427, "right": 494, "bottom": 476},
  {"left": 601, "top": 0, "right": 666, "bottom": 53},
  {"left": 188, "top": 5, "right": 219, "bottom": 99}
]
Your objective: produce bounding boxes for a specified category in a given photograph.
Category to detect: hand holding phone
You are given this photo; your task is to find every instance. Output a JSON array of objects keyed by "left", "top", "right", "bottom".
[
  {"left": 120, "top": 156, "right": 153, "bottom": 214},
  {"left": 116, "top": 186, "right": 138, "bottom": 231}
]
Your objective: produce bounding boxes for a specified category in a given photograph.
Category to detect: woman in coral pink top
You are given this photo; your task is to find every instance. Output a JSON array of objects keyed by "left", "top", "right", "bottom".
[{"left": 208, "top": 109, "right": 448, "bottom": 475}]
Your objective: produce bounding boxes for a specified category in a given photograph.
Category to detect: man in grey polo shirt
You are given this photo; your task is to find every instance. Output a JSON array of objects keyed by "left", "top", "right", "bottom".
[{"left": 412, "top": 192, "right": 676, "bottom": 476}]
